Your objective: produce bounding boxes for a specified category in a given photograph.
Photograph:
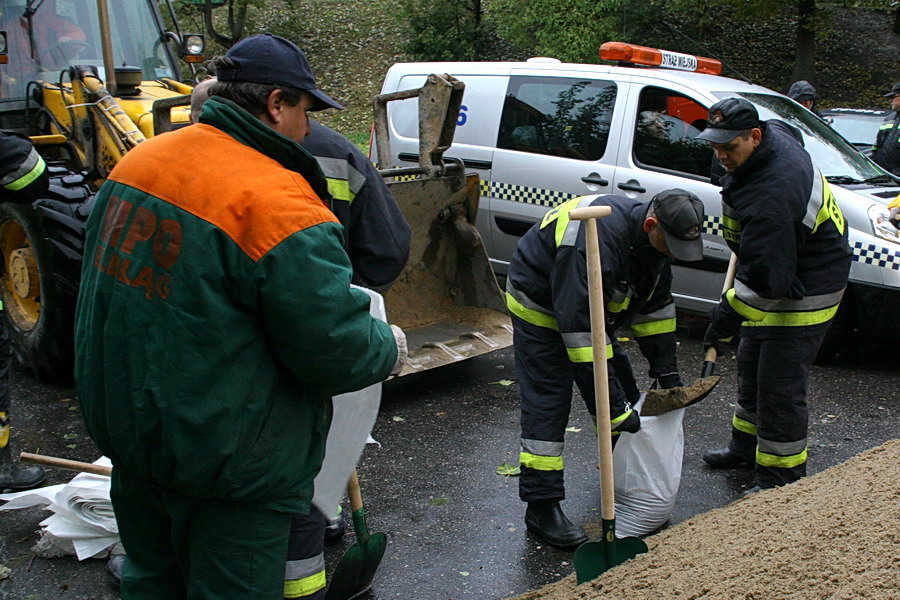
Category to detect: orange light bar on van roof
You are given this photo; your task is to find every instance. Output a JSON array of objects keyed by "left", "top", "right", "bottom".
[{"left": 600, "top": 42, "right": 722, "bottom": 76}]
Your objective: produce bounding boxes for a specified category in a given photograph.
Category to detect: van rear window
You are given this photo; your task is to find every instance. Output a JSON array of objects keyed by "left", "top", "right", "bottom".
[{"left": 498, "top": 76, "right": 617, "bottom": 161}]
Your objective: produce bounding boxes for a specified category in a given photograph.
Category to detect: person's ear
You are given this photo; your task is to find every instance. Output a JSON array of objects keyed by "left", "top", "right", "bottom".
[
  {"left": 751, "top": 127, "right": 763, "bottom": 146},
  {"left": 643, "top": 216, "right": 658, "bottom": 234},
  {"left": 265, "top": 89, "right": 284, "bottom": 124}
]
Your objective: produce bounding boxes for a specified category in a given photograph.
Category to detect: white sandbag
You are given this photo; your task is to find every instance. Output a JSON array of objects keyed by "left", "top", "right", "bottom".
[
  {"left": 0, "top": 456, "right": 119, "bottom": 559},
  {"left": 613, "top": 394, "right": 685, "bottom": 538},
  {"left": 312, "top": 286, "right": 385, "bottom": 518}
]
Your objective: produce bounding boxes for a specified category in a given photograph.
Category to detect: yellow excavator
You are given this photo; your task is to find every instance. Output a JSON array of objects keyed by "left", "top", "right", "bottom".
[{"left": 0, "top": 0, "right": 509, "bottom": 381}]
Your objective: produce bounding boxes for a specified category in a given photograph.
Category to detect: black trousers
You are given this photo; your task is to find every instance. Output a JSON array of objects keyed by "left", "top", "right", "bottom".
[
  {"left": 512, "top": 315, "right": 633, "bottom": 503},
  {"left": 284, "top": 510, "right": 326, "bottom": 599},
  {"left": 728, "top": 331, "right": 827, "bottom": 488}
]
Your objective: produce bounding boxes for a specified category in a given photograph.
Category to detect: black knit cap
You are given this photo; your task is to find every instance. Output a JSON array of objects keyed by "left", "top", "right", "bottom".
[
  {"left": 696, "top": 98, "right": 760, "bottom": 144},
  {"left": 217, "top": 34, "right": 343, "bottom": 112},
  {"left": 651, "top": 188, "right": 705, "bottom": 262}
]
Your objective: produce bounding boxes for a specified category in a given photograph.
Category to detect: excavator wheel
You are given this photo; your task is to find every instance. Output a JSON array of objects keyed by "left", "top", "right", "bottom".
[{"left": 0, "top": 168, "right": 94, "bottom": 382}]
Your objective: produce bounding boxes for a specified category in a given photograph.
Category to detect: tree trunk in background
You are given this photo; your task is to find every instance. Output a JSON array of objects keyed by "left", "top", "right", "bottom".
[{"left": 791, "top": 0, "right": 817, "bottom": 85}]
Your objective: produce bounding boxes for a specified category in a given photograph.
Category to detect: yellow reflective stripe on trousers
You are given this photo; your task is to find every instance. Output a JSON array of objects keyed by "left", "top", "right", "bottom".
[
  {"left": 756, "top": 447, "right": 808, "bottom": 469},
  {"left": 284, "top": 570, "right": 326, "bottom": 598},
  {"left": 565, "top": 344, "right": 612, "bottom": 362},
  {"left": 506, "top": 292, "right": 559, "bottom": 331},
  {"left": 726, "top": 289, "right": 840, "bottom": 327},
  {"left": 732, "top": 414, "right": 757, "bottom": 436},
  {"left": 630, "top": 317, "right": 676, "bottom": 338},
  {"left": 519, "top": 451, "right": 564, "bottom": 471}
]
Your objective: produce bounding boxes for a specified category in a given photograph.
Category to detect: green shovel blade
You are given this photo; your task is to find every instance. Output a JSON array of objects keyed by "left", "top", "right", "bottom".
[
  {"left": 323, "top": 507, "right": 387, "bottom": 600},
  {"left": 574, "top": 519, "right": 648, "bottom": 584}
]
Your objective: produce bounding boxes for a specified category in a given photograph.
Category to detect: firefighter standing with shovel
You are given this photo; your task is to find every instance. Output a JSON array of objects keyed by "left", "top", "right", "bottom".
[{"left": 504, "top": 189, "right": 716, "bottom": 549}]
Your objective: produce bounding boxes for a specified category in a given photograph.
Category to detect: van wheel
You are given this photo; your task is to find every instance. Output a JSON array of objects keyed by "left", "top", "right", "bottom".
[{"left": 0, "top": 173, "right": 94, "bottom": 382}]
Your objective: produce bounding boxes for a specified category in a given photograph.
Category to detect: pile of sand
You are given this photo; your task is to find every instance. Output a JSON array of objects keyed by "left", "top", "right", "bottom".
[{"left": 505, "top": 440, "right": 900, "bottom": 600}]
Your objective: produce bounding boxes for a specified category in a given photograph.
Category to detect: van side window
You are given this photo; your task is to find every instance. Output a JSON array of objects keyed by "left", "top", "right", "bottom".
[
  {"left": 498, "top": 77, "right": 617, "bottom": 161},
  {"left": 633, "top": 87, "right": 713, "bottom": 178}
]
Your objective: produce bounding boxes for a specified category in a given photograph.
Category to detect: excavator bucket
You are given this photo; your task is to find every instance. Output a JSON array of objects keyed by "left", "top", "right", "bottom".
[{"left": 374, "top": 75, "right": 512, "bottom": 376}]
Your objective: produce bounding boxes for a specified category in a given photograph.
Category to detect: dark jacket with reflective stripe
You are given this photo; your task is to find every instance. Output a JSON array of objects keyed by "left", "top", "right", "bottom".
[
  {"left": 716, "top": 120, "right": 851, "bottom": 338},
  {"left": 0, "top": 129, "right": 49, "bottom": 202},
  {"left": 301, "top": 120, "right": 410, "bottom": 290},
  {"left": 872, "top": 111, "right": 900, "bottom": 176},
  {"left": 506, "top": 194, "right": 678, "bottom": 376}
]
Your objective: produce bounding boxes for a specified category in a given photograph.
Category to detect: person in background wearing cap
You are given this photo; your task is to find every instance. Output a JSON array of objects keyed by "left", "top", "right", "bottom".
[
  {"left": 504, "top": 190, "right": 705, "bottom": 548},
  {"left": 871, "top": 82, "right": 900, "bottom": 176},
  {"left": 74, "top": 33, "right": 406, "bottom": 600},
  {"left": 188, "top": 73, "right": 410, "bottom": 600},
  {"left": 696, "top": 98, "right": 851, "bottom": 494},
  {"left": 787, "top": 80, "right": 824, "bottom": 119}
]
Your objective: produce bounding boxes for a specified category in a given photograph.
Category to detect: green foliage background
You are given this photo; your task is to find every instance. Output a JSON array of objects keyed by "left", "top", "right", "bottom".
[{"left": 173, "top": 0, "right": 899, "bottom": 138}]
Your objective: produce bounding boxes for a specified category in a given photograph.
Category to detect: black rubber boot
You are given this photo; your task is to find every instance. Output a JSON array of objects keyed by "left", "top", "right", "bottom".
[
  {"left": 702, "top": 446, "right": 754, "bottom": 469},
  {"left": 0, "top": 444, "right": 46, "bottom": 491},
  {"left": 524, "top": 500, "right": 588, "bottom": 549}
]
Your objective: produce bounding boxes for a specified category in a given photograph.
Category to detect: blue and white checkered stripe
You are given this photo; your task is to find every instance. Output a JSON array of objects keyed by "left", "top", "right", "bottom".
[
  {"left": 478, "top": 180, "right": 900, "bottom": 271},
  {"left": 852, "top": 241, "right": 900, "bottom": 270},
  {"left": 488, "top": 181, "right": 577, "bottom": 208}
]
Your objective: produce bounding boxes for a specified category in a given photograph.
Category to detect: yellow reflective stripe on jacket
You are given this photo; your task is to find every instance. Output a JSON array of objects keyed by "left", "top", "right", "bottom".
[
  {"left": 630, "top": 317, "right": 676, "bottom": 338},
  {"left": 607, "top": 288, "right": 631, "bottom": 314},
  {"left": 325, "top": 177, "right": 353, "bottom": 202},
  {"left": 721, "top": 214, "right": 741, "bottom": 243},
  {"left": 506, "top": 292, "right": 559, "bottom": 331},
  {"left": 732, "top": 414, "right": 757, "bottom": 436},
  {"left": 756, "top": 447, "right": 808, "bottom": 469},
  {"left": 725, "top": 284, "right": 843, "bottom": 327},
  {"left": 804, "top": 172, "right": 845, "bottom": 235},
  {"left": 2, "top": 149, "right": 45, "bottom": 191},
  {"left": 564, "top": 343, "right": 613, "bottom": 363},
  {"left": 519, "top": 451, "right": 564, "bottom": 471}
]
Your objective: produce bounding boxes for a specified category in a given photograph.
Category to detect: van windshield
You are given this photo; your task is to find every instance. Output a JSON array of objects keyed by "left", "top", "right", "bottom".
[
  {"left": 714, "top": 92, "right": 891, "bottom": 184},
  {"left": 0, "top": 0, "right": 177, "bottom": 101}
]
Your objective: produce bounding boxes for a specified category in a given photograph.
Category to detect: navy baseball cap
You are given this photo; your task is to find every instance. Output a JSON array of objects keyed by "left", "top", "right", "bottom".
[
  {"left": 884, "top": 82, "right": 900, "bottom": 98},
  {"left": 652, "top": 188, "right": 705, "bottom": 262},
  {"left": 217, "top": 34, "right": 343, "bottom": 111},
  {"left": 696, "top": 98, "right": 760, "bottom": 144}
]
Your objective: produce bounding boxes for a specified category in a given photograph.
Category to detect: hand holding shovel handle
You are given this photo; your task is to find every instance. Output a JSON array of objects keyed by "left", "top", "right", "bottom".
[
  {"left": 569, "top": 205, "right": 648, "bottom": 584},
  {"left": 702, "top": 252, "right": 738, "bottom": 378}
]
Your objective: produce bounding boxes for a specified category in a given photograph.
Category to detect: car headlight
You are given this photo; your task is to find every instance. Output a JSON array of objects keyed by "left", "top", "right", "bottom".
[{"left": 868, "top": 203, "right": 900, "bottom": 244}]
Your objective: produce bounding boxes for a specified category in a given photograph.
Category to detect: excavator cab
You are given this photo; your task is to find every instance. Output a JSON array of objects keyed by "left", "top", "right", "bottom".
[{"left": 0, "top": 0, "right": 200, "bottom": 379}]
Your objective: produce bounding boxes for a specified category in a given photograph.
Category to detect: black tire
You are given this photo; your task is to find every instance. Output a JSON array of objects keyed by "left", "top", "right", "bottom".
[{"left": 0, "top": 169, "right": 94, "bottom": 382}]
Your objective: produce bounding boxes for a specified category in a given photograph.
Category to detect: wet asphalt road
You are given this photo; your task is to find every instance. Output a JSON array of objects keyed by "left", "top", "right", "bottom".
[{"left": 0, "top": 314, "right": 897, "bottom": 600}]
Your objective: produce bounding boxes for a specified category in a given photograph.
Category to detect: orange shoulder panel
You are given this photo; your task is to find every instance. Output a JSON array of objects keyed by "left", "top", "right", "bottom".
[{"left": 109, "top": 125, "right": 338, "bottom": 261}]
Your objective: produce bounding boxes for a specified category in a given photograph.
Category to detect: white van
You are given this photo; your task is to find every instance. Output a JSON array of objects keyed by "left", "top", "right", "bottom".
[{"left": 376, "top": 43, "right": 900, "bottom": 349}]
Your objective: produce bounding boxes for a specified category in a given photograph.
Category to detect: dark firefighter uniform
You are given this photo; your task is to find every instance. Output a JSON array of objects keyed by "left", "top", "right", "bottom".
[
  {"left": 302, "top": 119, "right": 410, "bottom": 291},
  {"left": 0, "top": 129, "right": 48, "bottom": 491},
  {"left": 506, "top": 193, "right": 690, "bottom": 511},
  {"left": 706, "top": 119, "right": 852, "bottom": 488},
  {"left": 872, "top": 110, "right": 900, "bottom": 176},
  {"left": 285, "top": 120, "right": 410, "bottom": 600}
]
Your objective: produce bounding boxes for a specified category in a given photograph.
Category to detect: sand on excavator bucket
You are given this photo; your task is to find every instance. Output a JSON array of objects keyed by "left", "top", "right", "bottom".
[{"left": 374, "top": 74, "right": 512, "bottom": 376}]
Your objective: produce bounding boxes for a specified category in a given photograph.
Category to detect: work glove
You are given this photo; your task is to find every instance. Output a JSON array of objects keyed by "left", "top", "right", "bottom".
[
  {"left": 389, "top": 324, "right": 408, "bottom": 376},
  {"left": 656, "top": 372, "right": 684, "bottom": 389},
  {"left": 703, "top": 303, "right": 741, "bottom": 354}
]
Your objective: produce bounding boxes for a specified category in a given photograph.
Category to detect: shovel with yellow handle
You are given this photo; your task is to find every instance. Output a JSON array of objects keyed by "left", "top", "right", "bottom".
[{"left": 568, "top": 205, "right": 648, "bottom": 584}]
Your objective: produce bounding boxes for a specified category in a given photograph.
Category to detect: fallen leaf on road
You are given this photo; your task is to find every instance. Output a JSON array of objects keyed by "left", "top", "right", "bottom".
[
  {"left": 489, "top": 379, "right": 515, "bottom": 386},
  {"left": 565, "top": 427, "right": 582, "bottom": 432},
  {"left": 496, "top": 462, "right": 521, "bottom": 476}
]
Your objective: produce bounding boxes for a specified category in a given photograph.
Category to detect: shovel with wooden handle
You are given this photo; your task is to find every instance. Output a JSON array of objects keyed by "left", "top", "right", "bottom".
[
  {"left": 569, "top": 205, "right": 648, "bottom": 584},
  {"left": 702, "top": 252, "right": 738, "bottom": 378},
  {"left": 20, "top": 452, "right": 112, "bottom": 476},
  {"left": 323, "top": 468, "right": 386, "bottom": 600}
]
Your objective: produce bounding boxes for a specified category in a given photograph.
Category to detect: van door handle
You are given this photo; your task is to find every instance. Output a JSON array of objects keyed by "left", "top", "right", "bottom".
[
  {"left": 617, "top": 182, "right": 646, "bottom": 193},
  {"left": 581, "top": 175, "right": 609, "bottom": 186}
]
